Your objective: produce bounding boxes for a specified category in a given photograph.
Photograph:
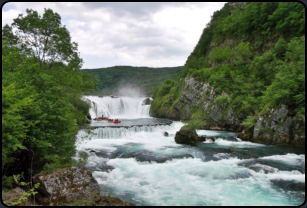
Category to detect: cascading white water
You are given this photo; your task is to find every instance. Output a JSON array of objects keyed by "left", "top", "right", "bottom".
[
  {"left": 84, "top": 96, "right": 151, "bottom": 119},
  {"left": 75, "top": 96, "right": 305, "bottom": 206}
]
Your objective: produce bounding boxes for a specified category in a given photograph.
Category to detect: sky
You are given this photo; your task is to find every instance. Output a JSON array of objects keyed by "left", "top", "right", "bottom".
[{"left": 2, "top": 2, "right": 226, "bottom": 69}]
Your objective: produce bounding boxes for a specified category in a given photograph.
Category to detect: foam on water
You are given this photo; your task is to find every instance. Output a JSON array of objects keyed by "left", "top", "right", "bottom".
[
  {"left": 76, "top": 127, "right": 304, "bottom": 206},
  {"left": 213, "top": 138, "right": 266, "bottom": 147},
  {"left": 259, "top": 153, "right": 305, "bottom": 166},
  {"left": 75, "top": 96, "right": 305, "bottom": 206},
  {"left": 75, "top": 122, "right": 185, "bottom": 153},
  {"left": 84, "top": 96, "right": 151, "bottom": 119},
  {"left": 196, "top": 129, "right": 237, "bottom": 138},
  {"left": 92, "top": 157, "right": 301, "bottom": 206},
  {"left": 203, "top": 138, "right": 214, "bottom": 143}
]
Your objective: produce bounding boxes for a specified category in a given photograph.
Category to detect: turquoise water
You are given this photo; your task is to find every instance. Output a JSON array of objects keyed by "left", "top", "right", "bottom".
[
  {"left": 75, "top": 122, "right": 305, "bottom": 206},
  {"left": 76, "top": 96, "right": 305, "bottom": 206}
]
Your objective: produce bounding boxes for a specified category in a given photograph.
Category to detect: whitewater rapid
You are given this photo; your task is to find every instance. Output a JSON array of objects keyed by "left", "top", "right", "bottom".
[
  {"left": 75, "top": 96, "right": 305, "bottom": 206},
  {"left": 83, "top": 95, "right": 151, "bottom": 119}
]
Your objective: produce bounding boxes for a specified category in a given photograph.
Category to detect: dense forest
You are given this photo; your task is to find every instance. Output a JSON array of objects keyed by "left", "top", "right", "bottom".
[
  {"left": 2, "top": 9, "right": 97, "bottom": 189},
  {"left": 151, "top": 2, "right": 305, "bottom": 138},
  {"left": 82, "top": 66, "right": 183, "bottom": 96}
]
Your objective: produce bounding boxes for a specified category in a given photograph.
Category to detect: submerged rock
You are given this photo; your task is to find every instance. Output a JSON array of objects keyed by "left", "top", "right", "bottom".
[
  {"left": 164, "top": 131, "right": 169, "bottom": 137},
  {"left": 34, "top": 166, "right": 100, "bottom": 206}
]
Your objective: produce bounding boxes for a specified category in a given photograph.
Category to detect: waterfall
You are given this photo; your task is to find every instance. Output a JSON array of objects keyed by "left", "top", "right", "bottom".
[
  {"left": 76, "top": 96, "right": 304, "bottom": 206},
  {"left": 83, "top": 96, "right": 151, "bottom": 119}
]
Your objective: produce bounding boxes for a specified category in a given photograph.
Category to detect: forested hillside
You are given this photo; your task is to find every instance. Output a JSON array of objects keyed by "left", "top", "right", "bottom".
[
  {"left": 2, "top": 8, "right": 97, "bottom": 188},
  {"left": 150, "top": 2, "right": 305, "bottom": 145},
  {"left": 82, "top": 66, "right": 183, "bottom": 96}
]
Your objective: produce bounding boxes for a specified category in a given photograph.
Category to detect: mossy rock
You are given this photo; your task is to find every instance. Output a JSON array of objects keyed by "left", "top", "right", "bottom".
[
  {"left": 2, "top": 188, "right": 27, "bottom": 206},
  {"left": 34, "top": 166, "right": 101, "bottom": 206},
  {"left": 95, "top": 196, "right": 136, "bottom": 206},
  {"left": 174, "top": 125, "right": 198, "bottom": 145}
]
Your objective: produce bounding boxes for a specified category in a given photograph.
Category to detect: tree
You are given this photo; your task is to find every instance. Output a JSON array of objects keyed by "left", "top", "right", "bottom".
[
  {"left": 2, "top": 8, "right": 82, "bottom": 71},
  {"left": 2, "top": 8, "right": 97, "bottom": 184}
]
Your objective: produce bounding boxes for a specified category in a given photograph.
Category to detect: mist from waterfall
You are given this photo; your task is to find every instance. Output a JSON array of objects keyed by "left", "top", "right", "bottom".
[
  {"left": 76, "top": 95, "right": 305, "bottom": 206},
  {"left": 84, "top": 95, "right": 151, "bottom": 119}
]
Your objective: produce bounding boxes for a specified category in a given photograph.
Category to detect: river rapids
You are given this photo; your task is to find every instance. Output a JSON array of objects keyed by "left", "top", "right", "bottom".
[{"left": 74, "top": 96, "right": 305, "bottom": 206}]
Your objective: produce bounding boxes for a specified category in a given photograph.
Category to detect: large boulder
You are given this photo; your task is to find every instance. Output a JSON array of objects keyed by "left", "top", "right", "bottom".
[
  {"left": 175, "top": 126, "right": 198, "bottom": 145},
  {"left": 34, "top": 166, "right": 100, "bottom": 206}
]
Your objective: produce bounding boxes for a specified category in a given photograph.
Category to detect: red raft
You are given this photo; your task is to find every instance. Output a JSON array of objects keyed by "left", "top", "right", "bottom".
[{"left": 113, "top": 120, "right": 121, "bottom": 123}]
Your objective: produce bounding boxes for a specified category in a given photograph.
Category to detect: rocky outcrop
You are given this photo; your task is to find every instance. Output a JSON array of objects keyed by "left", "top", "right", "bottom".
[
  {"left": 151, "top": 75, "right": 304, "bottom": 146},
  {"left": 34, "top": 166, "right": 100, "bottom": 206},
  {"left": 174, "top": 126, "right": 208, "bottom": 145},
  {"left": 175, "top": 126, "right": 198, "bottom": 145},
  {"left": 2, "top": 187, "right": 27, "bottom": 206},
  {"left": 170, "top": 76, "right": 243, "bottom": 132},
  {"left": 248, "top": 105, "right": 305, "bottom": 146}
]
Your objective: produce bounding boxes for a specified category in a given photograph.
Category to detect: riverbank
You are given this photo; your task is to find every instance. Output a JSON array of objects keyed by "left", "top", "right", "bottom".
[{"left": 2, "top": 166, "right": 136, "bottom": 206}]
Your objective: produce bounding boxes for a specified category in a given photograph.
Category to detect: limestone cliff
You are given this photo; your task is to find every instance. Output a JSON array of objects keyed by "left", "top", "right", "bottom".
[
  {"left": 150, "top": 75, "right": 305, "bottom": 146},
  {"left": 150, "top": 2, "right": 305, "bottom": 146}
]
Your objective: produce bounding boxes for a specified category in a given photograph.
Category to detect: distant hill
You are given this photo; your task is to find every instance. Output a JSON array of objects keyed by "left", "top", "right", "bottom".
[{"left": 82, "top": 65, "right": 184, "bottom": 96}]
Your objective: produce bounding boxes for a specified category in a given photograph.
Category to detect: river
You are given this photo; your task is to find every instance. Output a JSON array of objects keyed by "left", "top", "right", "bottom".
[{"left": 74, "top": 95, "right": 305, "bottom": 206}]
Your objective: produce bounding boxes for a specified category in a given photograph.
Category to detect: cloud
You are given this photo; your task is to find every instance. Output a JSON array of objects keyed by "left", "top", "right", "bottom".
[{"left": 2, "top": 2, "right": 226, "bottom": 68}]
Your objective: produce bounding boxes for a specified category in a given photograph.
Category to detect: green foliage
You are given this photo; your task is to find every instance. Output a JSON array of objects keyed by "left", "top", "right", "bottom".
[
  {"left": 3, "top": 8, "right": 83, "bottom": 71},
  {"left": 263, "top": 36, "right": 305, "bottom": 114},
  {"left": 234, "top": 42, "right": 253, "bottom": 65},
  {"left": 77, "top": 152, "right": 89, "bottom": 167},
  {"left": 181, "top": 2, "right": 305, "bottom": 76},
  {"left": 82, "top": 66, "right": 183, "bottom": 96},
  {"left": 2, "top": 175, "right": 15, "bottom": 190},
  {"left": 214, "top": 95, "right": 230, "bottom": 106},
  {"left": 187, "top": 119, "right": 203, "bottom": 130},
  {"left": 2, "top": 8, "right": 96, "bottom": 182},
  {"left": 151, "top": 2, "right": 305, "bottom": 132},
  {"left": 40, "top": 156, "right": 77, "bottom": 175},
  {"left": 215, "top": 2, "right": 304, "bottom": 39},
  {"left": 210, "top": 46, "right": 233, "bottom": 64},
  {"left": 268, "top": 2, "right": 305, "bottom": 36},
  {"left": 241, "top": 116, "right": 258, "bottom": 128},
  {"left": 3, "top": 174, "right": 40, "bottom": 206}
]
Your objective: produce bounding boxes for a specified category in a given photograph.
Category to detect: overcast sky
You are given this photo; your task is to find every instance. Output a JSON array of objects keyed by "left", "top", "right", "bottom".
[{"left": 2, "top": 2, "right": 226, "bottom": 69}]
